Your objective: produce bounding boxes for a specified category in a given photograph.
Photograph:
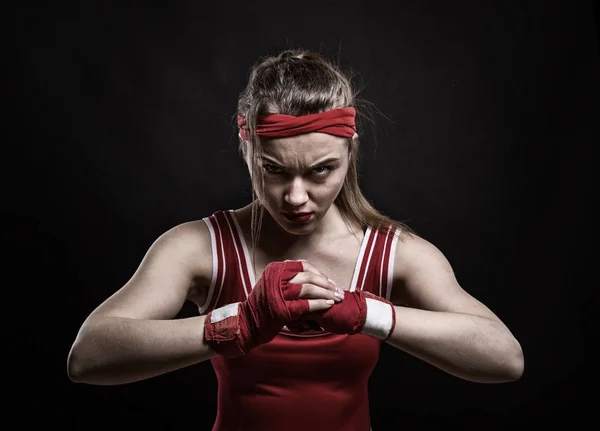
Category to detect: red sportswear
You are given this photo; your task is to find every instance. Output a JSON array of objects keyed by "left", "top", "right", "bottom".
[{"left": 200, "top": 210, "right": 400, "bottom": 431}]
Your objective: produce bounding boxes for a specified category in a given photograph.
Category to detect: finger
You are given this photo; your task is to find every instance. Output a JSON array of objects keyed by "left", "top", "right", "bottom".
[
  {"left": 284, "top": 259, "right": 329, "bottom": 280},
  {"left": 288, "top": 271, "right": 337, "bottom": 293},
  {"left": 282, "top": 277, "right": 340, "bottom": 302},
  {"left": 303, "top": 264, "right": 338, "bottom": 290},
  {"left": 296, "top": 261, "right": 327, "bottom": 278},
  {"left": 307, "top": 298, "right": 335, "bottom": 312},
  {"left": 278, "top": 261, "right": 306, "bottom": 300},
  {"left": 287, "top": 297, "right": 312, "bottom": 317},
  {"left": 297, "top": 283, "right": 342, "bottom": 302},
  {"left": 282, "top": 260, "right": 339, "bottom": 292}
]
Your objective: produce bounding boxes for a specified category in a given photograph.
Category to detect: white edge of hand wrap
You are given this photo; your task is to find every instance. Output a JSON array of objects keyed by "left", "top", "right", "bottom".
[
  {"left": 210, "top": 302, "right": 241, "bottom": 323},
  {"left": 361, "top": 298, "right": 394, "bottom": 340}
]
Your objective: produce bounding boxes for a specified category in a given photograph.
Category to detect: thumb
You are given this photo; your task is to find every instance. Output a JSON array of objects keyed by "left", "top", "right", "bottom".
[{"left": 305, "top": 298, "right": 335, "bottom": 313}]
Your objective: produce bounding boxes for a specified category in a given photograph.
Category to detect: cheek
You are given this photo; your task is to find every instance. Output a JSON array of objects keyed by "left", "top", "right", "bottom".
[
  {"left": 314, "top": 177, "right": 346, "bottom": 202},
  {"left": 329, "top": 169, "right": 348, "bottom": 193},
  {"left": 259, "top": 182, "right": 280, "bottom": 205}
]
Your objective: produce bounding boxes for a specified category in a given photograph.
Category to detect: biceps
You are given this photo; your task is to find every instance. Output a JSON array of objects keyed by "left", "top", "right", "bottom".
[
  {"left": 91, "top": 268, "right": 193, "bottom": 320},
  {"left": 392, "top": 262, "right": 497, "bottom": 319},
  {"left": 88, "top": 246, "right": 196, "bottom": 320},
  {"left": 391, "top": 242, "right": 499, "bottom": 320},
  {"left": 396, "top": 274, "right": 499, "bottom": 320}
]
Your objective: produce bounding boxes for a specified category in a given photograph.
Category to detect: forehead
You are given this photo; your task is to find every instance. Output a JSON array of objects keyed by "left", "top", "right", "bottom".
[{"left": 261, "top": 133, "right": 347, "bottom": 164}]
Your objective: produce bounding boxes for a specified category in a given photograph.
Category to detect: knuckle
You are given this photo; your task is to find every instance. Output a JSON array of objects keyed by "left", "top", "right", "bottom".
[
  {"left": 317, "top": 286, "right": 330, "bottom": 299},
  {"left": 307, "top": 284, "right": 319, "bottom": 297},
  {"left": 315, "top": 274, "right": 329, "bottom": 289}
]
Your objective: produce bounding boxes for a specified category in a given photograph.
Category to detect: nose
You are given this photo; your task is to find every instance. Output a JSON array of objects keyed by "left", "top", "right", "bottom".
[{"left": 284, "top": 177, "right": 309, "bottom": 207}]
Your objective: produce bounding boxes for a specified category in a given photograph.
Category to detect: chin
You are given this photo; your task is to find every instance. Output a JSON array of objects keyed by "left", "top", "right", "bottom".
[
  {"left": 279, "top": 215, "right": 318, "bottom": 235},
  {"left": 281, "top": 223, "right": 315, "bottom": 236},
  {"left": 265, "top": 209, "right": 319, "bottom": 236}
]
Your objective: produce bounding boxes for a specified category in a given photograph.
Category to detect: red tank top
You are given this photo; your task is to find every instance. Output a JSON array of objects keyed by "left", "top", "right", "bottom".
[{"left": 201, "top": 210, "right": 400, "bottom": 431}]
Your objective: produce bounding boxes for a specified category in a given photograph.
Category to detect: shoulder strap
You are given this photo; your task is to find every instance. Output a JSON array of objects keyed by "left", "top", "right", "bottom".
[
  {"left": 199, "top": 210, "right": 255, "bottom": 314},
  {"left": 354, "top": 225, "right": 401, "bottom": 300}
]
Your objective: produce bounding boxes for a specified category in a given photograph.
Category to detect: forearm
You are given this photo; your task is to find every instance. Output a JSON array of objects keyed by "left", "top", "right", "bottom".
[
  {"left": 67, "top": 315, "right": 216, "bottom": 385},
  {"left": 385, "top": 306, "right": 524, "bottom": 383}
]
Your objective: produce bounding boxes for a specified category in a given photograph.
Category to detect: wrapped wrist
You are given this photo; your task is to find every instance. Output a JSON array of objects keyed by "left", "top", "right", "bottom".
[
  {"left": 204, "top": 302, "right": 248, "bottom": 357},
  {"left": 360, "top": 292, "right": 396, "bottom": 340}
]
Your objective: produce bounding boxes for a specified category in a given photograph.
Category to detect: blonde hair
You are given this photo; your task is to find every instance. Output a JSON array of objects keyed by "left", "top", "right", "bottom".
[{"left": 237, "top": 48, "right": 412, "bottom": 253}]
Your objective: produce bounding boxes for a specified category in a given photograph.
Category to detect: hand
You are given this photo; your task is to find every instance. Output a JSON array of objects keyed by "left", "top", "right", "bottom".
[
  {"left": 204, "top": 260, "right": 341, "bottom": 356},
  {"left": 285, "top": 260, "right": 346, "bottom": 333},
  {"left": 305, "top": 290, "right": 397, "bottom": 340}
]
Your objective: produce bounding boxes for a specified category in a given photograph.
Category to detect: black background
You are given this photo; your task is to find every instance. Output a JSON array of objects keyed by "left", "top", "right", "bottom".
[{"left": 5, "top": 0, "right": 598, "bottom": 429}]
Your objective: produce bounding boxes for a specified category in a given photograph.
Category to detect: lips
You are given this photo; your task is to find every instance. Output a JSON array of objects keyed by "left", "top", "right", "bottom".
[
  {"left": 283, "top": 212, "right": 312, "bottom": 216},
  {"left": 282, "top": 212, "right": 314, "bottom": 223}
]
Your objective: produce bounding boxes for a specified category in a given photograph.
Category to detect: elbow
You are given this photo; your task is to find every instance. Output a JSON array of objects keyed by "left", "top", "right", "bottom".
[
  {"left": 67, "top": 340, "right": 91, "bottom": 383},
  {"left": 66, "top": 322, "right": 102, "bottom": 384},
  {"left": 66, "top": 348, "right": 83, "bottom": 383},
  {"left": 503, "top": 338, "right": 525, "bottom": 382},
  {"left": 470, "top": 338, "right": 524, "bottom": 384}
]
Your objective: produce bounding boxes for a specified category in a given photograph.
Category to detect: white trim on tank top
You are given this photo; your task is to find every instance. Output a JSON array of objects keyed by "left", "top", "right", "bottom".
[
  {"left": 201, "top": 211, "right": 402, "bottom": 315},
  {"left": 228, "top": 209, "right": 371, "bottom": 295},
  {"left": 199, "top": 216, "right": 222, "bottom": 315}
]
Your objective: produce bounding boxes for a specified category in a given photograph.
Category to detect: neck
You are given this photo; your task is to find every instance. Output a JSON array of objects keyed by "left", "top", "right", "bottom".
[{"left": 254, "top": 202, "right": 361, "bottom": 254}]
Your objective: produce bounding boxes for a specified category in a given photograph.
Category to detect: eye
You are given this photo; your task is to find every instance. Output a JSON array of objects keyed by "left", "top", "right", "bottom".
[
  {"left": 313, "top": 165, "right": 334, "bottom": 175},
  {"left": 263, "top": 164, "right": 283, "bottom": 174}
]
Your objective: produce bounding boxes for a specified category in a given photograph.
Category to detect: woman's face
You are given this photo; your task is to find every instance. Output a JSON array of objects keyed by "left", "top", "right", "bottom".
[{"left": 250, "top": 132, "right": 351, "bottom": 235}]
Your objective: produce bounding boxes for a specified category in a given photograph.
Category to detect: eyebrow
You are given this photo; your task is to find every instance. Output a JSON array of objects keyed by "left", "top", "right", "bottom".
[{"left": 261, "top": 156, "right": 340, "bottom": 168}]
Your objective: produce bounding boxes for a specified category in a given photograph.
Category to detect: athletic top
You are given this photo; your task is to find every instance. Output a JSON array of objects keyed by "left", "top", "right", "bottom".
[{"left": 200, "top": 209, "right": 400, "bottom": 431}]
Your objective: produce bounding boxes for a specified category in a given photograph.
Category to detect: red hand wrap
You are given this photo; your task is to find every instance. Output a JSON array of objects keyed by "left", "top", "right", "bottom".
[
  {"left": 204, "top": 260, "right": 309, "bottom": 356},
  {"left": 317, "top": 290, "right": 370, "bottom": 334},
  {"left": 294, "top": 290, "right": 396, "bottom": 340}
]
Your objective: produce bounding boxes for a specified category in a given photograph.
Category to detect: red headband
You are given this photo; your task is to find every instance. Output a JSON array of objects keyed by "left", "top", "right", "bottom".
[{"left": 237, "top": 107, "right": 356, "bottom": 140}]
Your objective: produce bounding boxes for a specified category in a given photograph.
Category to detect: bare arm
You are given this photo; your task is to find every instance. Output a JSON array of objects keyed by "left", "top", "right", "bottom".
[
  {"left": 67, "top": 220, "right": 217, "bottom": 385},
  {"left": 387, "top": 233, "right": 524, "bottom": 383}
]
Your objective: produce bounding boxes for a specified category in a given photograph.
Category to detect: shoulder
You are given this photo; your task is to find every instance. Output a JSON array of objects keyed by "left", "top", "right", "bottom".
[
  {"left": 392, "top": 230, "right": 452, "bottom": 281},
  {"left": 85, "top": 217, "right": 217, "bottom": 320},
  {"left": 155, "top": 218, "right": 211, "bottom": 252},
  {"left": 149, "top": 218, "right": 214, "bottom": 281},
  {"left": 389, "top": 229, "right": 503, "bottom": 320},
  {"left": 390, "top": 230, "right": 458, "bottom": 304}
]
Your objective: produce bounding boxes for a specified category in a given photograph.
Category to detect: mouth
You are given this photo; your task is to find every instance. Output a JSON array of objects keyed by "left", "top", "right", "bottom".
[{"left": 281, "top": 212, "right": 314, "bottom": 223}]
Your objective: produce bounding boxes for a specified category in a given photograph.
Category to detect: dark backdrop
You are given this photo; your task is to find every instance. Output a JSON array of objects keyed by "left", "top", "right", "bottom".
[{"left": 5, "top": 0, "right": 598, "bottom": 429}]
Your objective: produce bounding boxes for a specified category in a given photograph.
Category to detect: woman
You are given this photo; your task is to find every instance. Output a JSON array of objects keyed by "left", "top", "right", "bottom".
[{"left": 67, "top": 49, "right": 524, "bottom": 431}]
